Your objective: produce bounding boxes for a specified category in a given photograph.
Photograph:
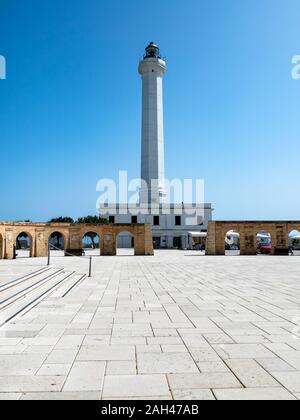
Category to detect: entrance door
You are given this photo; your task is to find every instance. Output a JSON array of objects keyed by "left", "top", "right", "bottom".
[
  {"left": 153, "top": 237, "right": 160, "bottom": 249},
  {"left": 173, "top": 237, "right": 182, "bottom": 249}
]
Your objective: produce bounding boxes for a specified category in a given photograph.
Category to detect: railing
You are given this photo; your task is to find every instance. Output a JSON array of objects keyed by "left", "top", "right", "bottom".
[{"left": 47, "top": 244, "right": 93, "bottom": 277}]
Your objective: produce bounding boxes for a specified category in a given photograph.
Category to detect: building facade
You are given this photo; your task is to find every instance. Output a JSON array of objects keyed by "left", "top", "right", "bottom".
[{"left": 101, "top": 203, "right": 213, "bottom": 249}]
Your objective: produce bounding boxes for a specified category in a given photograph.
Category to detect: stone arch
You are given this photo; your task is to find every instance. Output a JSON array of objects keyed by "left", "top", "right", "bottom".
[
  {"left": 256, "top": 230, "right": 272, "bottom": 255},
  {"left": 15, "top": 231, "right": 33, "bottom": 258},
  {"left": 288, "top": 229, "right": 300, "bottom": 255},
  {"left": 116, "top": 230, "right": 135, "bottom": 256},
  {"left": 288, "top": 223, "right": 300, "bottom": 231},
  {"left": 225, "top": 229, "right": 240, "bottom": 256},
  {"left": 48, "top": 231, "right": 66, "bottom": 255},
  {"left": 0, "top": 223, "right": 153, "bottom": 258},
  {"left": 82, "top": 231, "right": 101, "bottom": 256}
]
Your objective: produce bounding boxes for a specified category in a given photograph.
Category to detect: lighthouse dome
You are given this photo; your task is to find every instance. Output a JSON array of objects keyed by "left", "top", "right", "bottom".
[{"left": 144, "top": 42, "right": 161, "bottom": 59}]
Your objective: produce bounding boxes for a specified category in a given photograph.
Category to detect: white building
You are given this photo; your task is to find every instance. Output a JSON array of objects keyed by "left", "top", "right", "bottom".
[{"left": 100, "top": 43, "right": 213, "bottom": 249}]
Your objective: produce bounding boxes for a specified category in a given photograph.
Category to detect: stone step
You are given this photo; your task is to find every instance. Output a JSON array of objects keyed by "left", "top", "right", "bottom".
[
  {"left": 0, "top": 271, "right": 76, "bottom": 326},
  {"left": 0, "top": 266, "right": 52, "bottom": 292},
  {"left": 0, "top": 268, "right": 64, "bottom": 309},
  {"left": 51, "top": 273, "right": 87, "bottom": 298}
]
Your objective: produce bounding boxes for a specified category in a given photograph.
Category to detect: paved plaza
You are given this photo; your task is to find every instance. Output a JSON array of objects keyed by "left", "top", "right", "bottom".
[{"left": 0, "top": 250, "right": 300, "bottom": 400}]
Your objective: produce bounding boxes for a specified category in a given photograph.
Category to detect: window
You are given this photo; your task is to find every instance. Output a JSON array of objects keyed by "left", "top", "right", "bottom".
[
  {"left": 131, "top": 216, "right": 138, "bottom": 224},
  {"left": 153, "top": 216, "right": 160, "bottom": 226},
  {"left": 175, "top": 216, "right": 182, "bottom": 226},
  {"left": 109, "top": 216, "right": 115, "bottom": 224},
  {"left": 173, "top": 237, "right": 182, "bottom": 249},
  {"left": 197, "top": 216, "right": 204, "bottom": 226}
]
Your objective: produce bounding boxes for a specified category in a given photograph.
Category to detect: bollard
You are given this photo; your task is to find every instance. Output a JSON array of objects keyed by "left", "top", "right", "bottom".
[
  {"left": 88, "top": 256, "right": 92, "bottom": 277},
  {"left": 47, "top": 244, "right": 50, "bottom": 266}
]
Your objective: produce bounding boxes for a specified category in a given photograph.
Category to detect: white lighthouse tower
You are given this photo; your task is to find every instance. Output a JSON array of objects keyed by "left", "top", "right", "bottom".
[
  {"left": 99, "top": 42, "right": 213, "bottom": 250},
  {"left": 139, "top": 42, "right": 167, "bottom": 205}
]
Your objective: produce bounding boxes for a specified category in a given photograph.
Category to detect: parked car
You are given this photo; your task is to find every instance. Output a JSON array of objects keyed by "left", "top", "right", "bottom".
[{"left": 257, "top": 240, "right": 272, "bottom": 254}]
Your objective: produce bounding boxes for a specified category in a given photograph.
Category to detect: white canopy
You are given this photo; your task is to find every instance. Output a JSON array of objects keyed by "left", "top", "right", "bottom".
[{"left": 188, "top": 232, "right": 207, "bottom": 238}]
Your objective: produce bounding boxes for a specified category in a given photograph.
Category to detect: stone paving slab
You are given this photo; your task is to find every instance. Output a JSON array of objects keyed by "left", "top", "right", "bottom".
[
  {"left": 137, "top": 352, "right": 199, "bottom": 374},
  {"left": 271, "top": 371, "right": 300, "bottom": 394},
  {"left": 213, "top": 388, "right": 296, "bottom": 400},
  {"left": 77, "top": 345, "right": 135, "bottom": 361},
  {"left": 63, "top": 361, "right": 106, "bottom": 392},
  {"left": 106, "top": 361, "right": 137, "bottom": 375},
  {"left": 0, "top": 354, "right": 46, "bottom": 376},
  {"left": 0, "top": 376, "right": 65, "bottom": 393},
  {"left": 102, "top": 374, "right": 171, "bottom": 399},
  {"left": 37, "top": 363, "right": 72, "bottom": 376},
  {"left": 0, "top": 393, "right": 22, "bottom": 400},
  {"left": 20, "top": 392, "right": 100, "bottom": 400},
  {"left": 167, "top": 372, "right": 243, "bottom": 390},
  {"left": 173, "top": 389, "right": 215, "bottom": 400},
  {"left": 0, "top": 251, "right": 299, "bottom": 400},
  {"left": 224, "top": 359, "right": 281, "bottom": 388}
]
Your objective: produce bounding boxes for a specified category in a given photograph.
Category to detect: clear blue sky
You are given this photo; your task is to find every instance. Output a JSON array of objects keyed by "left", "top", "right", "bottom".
[{"left": 0, "top": 0, "right": 299, "bottom": 221}]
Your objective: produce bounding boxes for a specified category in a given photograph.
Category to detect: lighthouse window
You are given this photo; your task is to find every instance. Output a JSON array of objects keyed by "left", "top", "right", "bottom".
[
  {"left": 175, "top": 216, "right": 182, "bottom": 226},
  {"left": 153, "top": 216, "right": 160, "bottom": 226}
]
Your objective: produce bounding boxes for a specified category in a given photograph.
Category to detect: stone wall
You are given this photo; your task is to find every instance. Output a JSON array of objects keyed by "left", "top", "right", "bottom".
[
  {"left": 0, "top": 223, "right": 154, "bottom": 259},
  {"left": 206, "top": 221, "right": 300, "bottom": 255}
]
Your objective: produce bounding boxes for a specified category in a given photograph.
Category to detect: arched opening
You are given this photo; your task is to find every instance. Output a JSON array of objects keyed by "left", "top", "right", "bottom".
[
  {"left": 82, "top": 232, "right": 101, "bottom": 256},
  {"left": 48, "top": 232, "right": 65, "bottom": 257},
  {"left": 225, "top": 230, "right": 240, "bottom": 256},
  {"left": 117, "top": 231, "right": 135, "bottom": 256},
  {"left": 0, "top": 233, "right": 4, "bottom": 259},
  {"left": 16, "top": 232, "right": 32, "bottom": 258},
  {"left": 189, "top": 232, "right": 207, "bottom": 253},
  {"left": 288, "top": 230, "right": 300, "bottom": 256},
  {"left": 257, "top": 231, "right": 272, "bottom": 255}
]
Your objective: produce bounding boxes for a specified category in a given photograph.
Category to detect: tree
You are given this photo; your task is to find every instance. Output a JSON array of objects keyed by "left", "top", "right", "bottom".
[
  {"left": 49, "top": 232, "right": 64, "bottom": 250},
  {"left": 48, "top": 217, "right": 74, "bottom": 224},
  {"left": 76, "top": 215, "right": 108, "bottom": 225},
  {"left": 48, "top": 215, "right": 109, "bottom": 225},
  {"left": 84, "top": 232, "right": 99, "bottom": 249}
]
